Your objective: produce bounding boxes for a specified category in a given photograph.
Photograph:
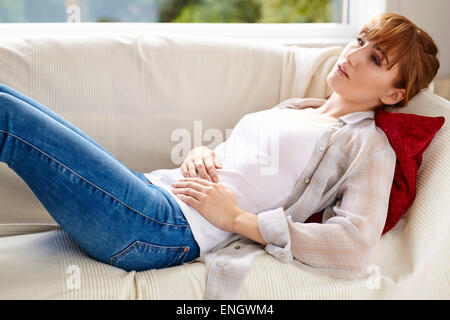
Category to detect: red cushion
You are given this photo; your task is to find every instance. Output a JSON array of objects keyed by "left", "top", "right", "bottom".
[{"left": 305, "top": 107, "right": 445, "bottom": 235}]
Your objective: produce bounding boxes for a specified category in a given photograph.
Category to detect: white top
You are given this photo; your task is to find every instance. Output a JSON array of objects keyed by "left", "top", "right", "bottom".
[{"left": 144, "top": 107, "right": 338, "bottom": 255}]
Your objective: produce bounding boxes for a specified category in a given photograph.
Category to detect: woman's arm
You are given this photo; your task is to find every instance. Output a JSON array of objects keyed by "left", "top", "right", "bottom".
[
  {"left": 256, "top": 148, "right": 397, "bottom": 273},
  {"left": 172, "top": 147, "right": 396, "bottom": 276},
  {"left": 171, "top": 177, "right": 267, "bottom": 244},
  {"left": 232, "top": 209, "right": 267, "bottom": 246}
]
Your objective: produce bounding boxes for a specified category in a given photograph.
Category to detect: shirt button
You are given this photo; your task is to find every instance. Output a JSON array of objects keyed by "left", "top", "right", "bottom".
[
  {"left": 319, "top": 146, "right": 325, "bottom": 152},
  {"left": 183, "top": 247, "right": 189, "bottom": 252},
  {"left": 234, "top": 245, "right": 241, "bottom": 249},
  {"left": 304, "top": 177, "right": 310, "bottom": 184},
  {"left": 216, "top": 261, "right": 224, "bottom": 268}
]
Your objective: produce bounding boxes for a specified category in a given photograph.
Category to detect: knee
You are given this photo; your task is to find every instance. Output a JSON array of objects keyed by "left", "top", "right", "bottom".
[
  {"left": 0, "top": 83, "right": 10, "bottom": 94},
  {"left": 0, "top": 93, "right": 17, "bottom": 126},
  {"left": 0, "top": 92, "right": 17, "bottom": 106},
  {"left": 0, "top": 92, "right": 41, "bottom": 137},
  {"left": 0, "top": 85, "right": 24, "bottom": 104},
  {"left": 0, "top": 92, "right": 31, "bottom": 119},
  {"left": 0, "top": 92, "right": 11, "bottom": 103}
]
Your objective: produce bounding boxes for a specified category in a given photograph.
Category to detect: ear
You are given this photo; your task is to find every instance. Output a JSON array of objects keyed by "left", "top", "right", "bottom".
[{"left": 380, "top": 88, "right": 406, "bottom": 106}]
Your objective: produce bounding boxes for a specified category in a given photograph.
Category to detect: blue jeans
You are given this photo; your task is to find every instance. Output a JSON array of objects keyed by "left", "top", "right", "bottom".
[{"left": 0, "top": 83, "right": 200, "bottom": 271}]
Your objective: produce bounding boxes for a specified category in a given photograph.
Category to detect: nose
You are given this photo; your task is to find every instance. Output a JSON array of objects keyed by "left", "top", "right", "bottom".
[{"left": 345, "top": 45, "right": 366, "bottom": 67}]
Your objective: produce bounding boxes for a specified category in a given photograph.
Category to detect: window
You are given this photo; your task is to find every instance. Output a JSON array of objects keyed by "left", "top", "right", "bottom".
[
  {"left": 0, "top": 0, "right": 345, "bottom": 23},
  {"left": 0, "top": 0, "right": 387, "bottom": 47}
]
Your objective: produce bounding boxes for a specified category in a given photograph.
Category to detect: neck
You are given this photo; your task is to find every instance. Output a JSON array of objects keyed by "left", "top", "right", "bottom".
[{"left": 315, "top": 93, "right": 376, "bottom": 119}]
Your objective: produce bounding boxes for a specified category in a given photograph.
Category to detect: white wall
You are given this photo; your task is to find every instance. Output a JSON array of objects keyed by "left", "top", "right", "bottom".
[{"left": 386, "top": 0, "right": 450, "bottom": 77}]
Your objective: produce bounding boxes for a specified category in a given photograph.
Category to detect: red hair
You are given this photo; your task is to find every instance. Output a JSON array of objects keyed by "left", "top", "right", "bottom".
[{"left": 360, "top": 13, "right": 440, "bottom": 108}]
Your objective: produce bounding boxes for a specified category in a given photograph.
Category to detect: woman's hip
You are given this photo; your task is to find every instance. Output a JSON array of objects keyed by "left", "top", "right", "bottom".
[{"left": 92, "top": 187, "right": 200, "bottom": 271}]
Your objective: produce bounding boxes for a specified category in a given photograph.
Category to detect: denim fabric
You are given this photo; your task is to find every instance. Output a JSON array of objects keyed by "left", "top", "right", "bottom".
[{"left": 0, "top": 83, "right": 199, "bottom": 271}]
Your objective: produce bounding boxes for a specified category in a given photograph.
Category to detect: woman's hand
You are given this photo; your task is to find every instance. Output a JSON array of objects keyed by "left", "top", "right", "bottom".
[
  {"left": 180, "top": 146, "right": 222, "bottom": 182},
  {"left": 171, "top": 177, "right": 241, "bottom": 233}
]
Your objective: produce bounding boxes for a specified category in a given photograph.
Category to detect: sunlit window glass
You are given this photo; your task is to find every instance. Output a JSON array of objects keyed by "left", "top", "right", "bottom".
[{"left": 0, "top": 0, "right": 346, "bottom": 23}]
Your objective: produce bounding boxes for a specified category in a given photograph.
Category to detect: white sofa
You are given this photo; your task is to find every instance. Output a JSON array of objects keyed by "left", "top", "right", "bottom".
[{"left": 0, "top": 33, "right": 449, "bottom": 300}]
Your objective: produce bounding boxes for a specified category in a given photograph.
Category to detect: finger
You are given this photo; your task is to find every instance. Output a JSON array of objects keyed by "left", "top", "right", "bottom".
[
  {"left": 203, "top": 156, "right": 218, "bottom": 182},
  {"left": 193, "top": 159, "right": 211, "bottom": 181},
  {"left": 171, "top": 187, "right": 204, "bottom": 200},
  {"left": 187, "top": 161, "right": 197, "bottom": 178},
  {"left": 174, "top": 193, "right": 200, "bottom": 208},
  {"left": 180, "top": 163, "right": 189, "bottom": 177},
  {"left": 213, "top": 152, "right": 223, "bottom": 168},
  {"left": 172, "top": 180, "right": 211, "bottom": 193},
  {"left": 178, "top": 177, "right": 212, "bottom": 185}
]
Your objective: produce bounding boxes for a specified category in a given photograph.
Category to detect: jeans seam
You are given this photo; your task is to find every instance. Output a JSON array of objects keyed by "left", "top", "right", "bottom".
[
  {"left": 0, "top": 129, "right": 190, "bottom": 228},
  {"left": 109, "top": 240, "right": 189, "bottom": 266},
  {"left": 177, "top": 246, "right": 190, "bottom": 265}
]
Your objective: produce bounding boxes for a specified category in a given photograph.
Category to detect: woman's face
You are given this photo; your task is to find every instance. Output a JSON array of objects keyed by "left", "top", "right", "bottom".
[{"left": 327, "top": 33, "right": 404, "bottom": 108}]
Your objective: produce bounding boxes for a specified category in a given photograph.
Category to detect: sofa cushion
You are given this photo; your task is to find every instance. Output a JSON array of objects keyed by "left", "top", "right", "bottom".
[
  {"left": 375, "top": 108, "right": 445, "bottom": 234},
  {"left": 0, "top": 228, "right": 136, "bottom": 299},
  {"left": 305, "top": 106, "right": 446, "bottom": 235}
]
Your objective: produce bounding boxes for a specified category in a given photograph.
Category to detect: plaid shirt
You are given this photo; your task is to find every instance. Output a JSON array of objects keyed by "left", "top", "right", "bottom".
[{"left": 198, "top": 97, "right": 397, "bottom": 299}]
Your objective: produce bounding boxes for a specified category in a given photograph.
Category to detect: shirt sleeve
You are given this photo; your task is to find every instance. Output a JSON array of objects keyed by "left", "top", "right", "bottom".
[{"left": 257, "top": 147, "right": 396, "bottom": 277}]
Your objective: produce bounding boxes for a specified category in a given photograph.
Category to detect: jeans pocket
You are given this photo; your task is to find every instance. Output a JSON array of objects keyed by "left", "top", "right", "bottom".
[{"left": 109, "top": 240, "right": 189, "bottom": 271}]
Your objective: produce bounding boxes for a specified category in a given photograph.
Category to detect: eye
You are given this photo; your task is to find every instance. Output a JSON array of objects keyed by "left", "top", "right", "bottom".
[
  {"left": 356, "top": 36, "right": 364, "bottom": 45},
  {"left": 371, "top": 55, "right": 381, "bottom": 66},
  {"left": 356, "top": 36, "right": 381, "bottom": 67}
]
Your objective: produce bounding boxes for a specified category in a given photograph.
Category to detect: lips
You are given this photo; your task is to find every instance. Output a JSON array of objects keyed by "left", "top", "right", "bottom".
[{"left": 338, "top": 64, "right": 349, "bottom": 78}]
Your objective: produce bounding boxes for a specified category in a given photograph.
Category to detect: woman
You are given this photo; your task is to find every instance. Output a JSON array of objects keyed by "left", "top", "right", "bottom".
[{"left": 0, "top": 13, "right": 440, "bottom": 273}]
